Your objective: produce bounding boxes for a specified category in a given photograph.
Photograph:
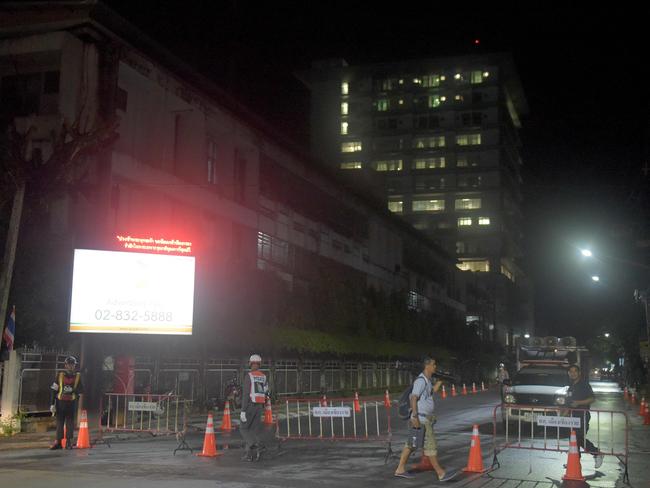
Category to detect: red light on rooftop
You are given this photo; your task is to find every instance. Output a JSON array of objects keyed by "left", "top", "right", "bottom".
[{"left": 474, "top": 39, "right": 480, "bottom": 45}]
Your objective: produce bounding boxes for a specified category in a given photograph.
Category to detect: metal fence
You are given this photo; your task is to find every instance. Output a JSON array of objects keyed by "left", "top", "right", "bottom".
[
  {"left": 99, "top": 392, "right": 188, "bottom": 435},
  {"left": 276, "top": 396, "right": 392, "bottom": 442},
  {"left": 493, "top": 404, "right": 629, "bottom": 483}
]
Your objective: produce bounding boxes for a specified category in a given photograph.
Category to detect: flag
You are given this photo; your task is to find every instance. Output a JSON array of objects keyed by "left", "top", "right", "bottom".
[{"left": 2, "top": 305, "right": 15, "bottom": 352}]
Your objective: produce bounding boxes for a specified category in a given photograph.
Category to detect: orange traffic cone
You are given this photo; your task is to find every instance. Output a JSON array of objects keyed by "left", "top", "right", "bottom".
[
  {"left": 61, "top": 424, "right": 67, "bottom": 448},
  {"left": 384, "top": 390, "right": 391, "bottom": 408},
  {"left": 75, "top": 410, "right": 91, "bottom": 449},
  {"left": 462, "top": 384, "right": 468, "bottom": 395},
  {"left": 196, "top": 413, "right": 220, "bottom": 457},
  {"left": 411, "top": 455, "right": 434, "bottom": 472},
  {"left": 263, "top": 399, "right": 274, "bottom": 425},
  {"left": 644, "top": 403, "right": 650, "bottom": 426},
  {"left": 463, "top": 424, "right": 486, "bottom": 473},
  {"left": 451, "top": 384, "right": 457, "bottom": 397},
  {"left": 353, "top": 392, "right": 361, "bottom": 413},
  {"left": 441, "top": 385, "right": 447, "bottom": 399},
  {"left": 563, "top": 430, "right": 585, "bottom": 481},
  {"left": 220, "top": 401, "right": 232, "bottom": 431},
  {"left": 639, "top": 397, "right": 646, "bottom": 416},
  {"left": 320, "top": 394, "right": 327, "bottom": 407},
  {"left": 481, "top": 381, "right": 486, "bottom": 391},
  {"left": 472, "top": 382, "right": 477, "bottom": 394}
]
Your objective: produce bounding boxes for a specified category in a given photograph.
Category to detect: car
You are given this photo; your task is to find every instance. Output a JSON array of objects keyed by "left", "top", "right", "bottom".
[{"left": 502, "top": 364, "right": 570, "bottom": 426}]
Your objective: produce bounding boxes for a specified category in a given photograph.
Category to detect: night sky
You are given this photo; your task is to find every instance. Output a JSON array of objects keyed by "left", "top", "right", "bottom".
[{"left": 106, "top": 1, "right": 649, "bottom": 342}]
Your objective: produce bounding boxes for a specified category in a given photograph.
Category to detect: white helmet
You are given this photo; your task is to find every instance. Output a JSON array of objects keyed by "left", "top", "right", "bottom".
[{"left": 249, "top": 354, "right": 262, "bottom": 364}]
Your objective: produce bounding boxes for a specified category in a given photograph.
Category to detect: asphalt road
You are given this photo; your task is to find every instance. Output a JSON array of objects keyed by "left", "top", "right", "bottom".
[{"left": 0, "top": 383, "right": 643, "bottom": 488}]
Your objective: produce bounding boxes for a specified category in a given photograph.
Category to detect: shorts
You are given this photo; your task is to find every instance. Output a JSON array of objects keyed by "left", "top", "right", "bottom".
[{"left": 404, "top": 415, "right": 437, "bottom": 456}]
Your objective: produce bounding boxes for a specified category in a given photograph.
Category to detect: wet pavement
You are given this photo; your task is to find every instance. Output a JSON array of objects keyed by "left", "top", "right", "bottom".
[{"left": 0, "top": 382, "right": 647, "bottom": 488}]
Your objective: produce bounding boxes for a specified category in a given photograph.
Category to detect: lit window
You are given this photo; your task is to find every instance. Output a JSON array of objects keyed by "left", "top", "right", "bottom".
[
  {"left": 375, "top": 159, "right": 403, "bottom": 171},
  {"left": 456, "top": 241, "right": 465, "bottom": 253},
  {"left": 457, "top": 154, "right": 478, "bottom": 167},
  {"left": 470, "top": 71, "right": 484, "bottom": 84},
  {"left": 422, "top": 74, "right": 441, "bottom": 87},
  {"left": 455, "top": 198, "right": 481, "bottom": 210},
  {"left": 377, "top": 99, "right": 389, "bottom": 111},
  {"left": 388, "top": 200, "right": 403, "bottom": 213},
  {"left": 341, "top": 141, "right": 362, "bottom": 153},
  {"left": 412, "top": 199, "right": 445, "bottom": 212},
  {"left": 454, "top": 94, "right": 463, "bottom": 101},
  {"left": 340, "top": 161, "right": 362, "bottom": 170},
  {"left": 398, "top": 99, "right": 404, "bottom": 105},
  {"left": 458, "top": 217, "right": 472, "bottom": 226},
  {"left": 428, "top": 95, "right": 441, "bottom": 108},
  {"left": 454, "top": 73, "right": 463, "bottom": 80},
  {"left": 478, "top": 217, "right": 491, "bottom": 225},
  {"left": 381, "top": 79, "right": 395, "bottom": 91},
  {"left": 399, "top": 79, "right": 404, "bottom": 85},
  {"left": 413, "top": 157, "right": 446, "bottom": 169},
  {"left": 413, "top": 77, "right": 421, "bottom": 84},
  {"left": 457, "top": 259, "right": 489, "bottom": 272},
  {"left": 456, "top": 133, "right": 481, "bottom": 146},
  {"left": 341, "top": 102, "right": 348, "bottom": 115},
  {"left": 341, "top": 81, "right": 349, "bottom": 95},
  {"left": 341, "top": 121, "right": 348, "bottom": 135},
  {"left": 413, "top": 136, "right": 445, "bottom": 149}
]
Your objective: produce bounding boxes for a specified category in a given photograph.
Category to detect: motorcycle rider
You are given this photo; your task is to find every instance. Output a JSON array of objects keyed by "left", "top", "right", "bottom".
[{"left": 240, "top": 353, "right": 269, "bottom": 461}]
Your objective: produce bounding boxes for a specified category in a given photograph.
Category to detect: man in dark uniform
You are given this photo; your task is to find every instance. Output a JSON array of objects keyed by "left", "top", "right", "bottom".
[
  {"left": 567, "top": 364, "right": 604, "bottom": 468},
  {"left": 49, "top": 356, "right": 83, "bottom": 450},
  {"left": 239, "top": 353, "right": 268, "bottom": 461}
]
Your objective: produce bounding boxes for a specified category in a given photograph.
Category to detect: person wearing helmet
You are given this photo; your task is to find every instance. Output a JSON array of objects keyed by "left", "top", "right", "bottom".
[
  {"left": 49, "top": 356, "right": 83, "bottom": 449},
  {"left": 240, "top": 353, "right": 269, "bottom": 461}
]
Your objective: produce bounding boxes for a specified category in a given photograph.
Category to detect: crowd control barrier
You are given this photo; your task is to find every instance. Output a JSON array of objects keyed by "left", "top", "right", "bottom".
[
  {"left": 275, "top": 397, "right": 393, "bottom": 458},
  {"left": 99, "top": 392, "right": 188, "bottom": 436},
  {"left": 493, "top": 404, "right": 629, "bottom": 484}
]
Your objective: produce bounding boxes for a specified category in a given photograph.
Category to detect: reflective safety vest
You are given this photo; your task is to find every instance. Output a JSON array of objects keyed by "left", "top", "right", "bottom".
[
  {"left": 248, "top": 370, "right": 267, "bottom": 404},
  {"left": 57, "top": 372, "right": 81, "bottom": 401}
]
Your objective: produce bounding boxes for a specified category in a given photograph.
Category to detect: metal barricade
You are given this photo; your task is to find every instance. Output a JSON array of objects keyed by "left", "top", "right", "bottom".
[
  {"left": 99, "top": 393, "right": 187, "bottom": 436},
  {"left": 493, "top": 404, "right": 629, "bottom": 483},
  {"left": 276, "top": 397, "right": 392, "bottom": 443}
]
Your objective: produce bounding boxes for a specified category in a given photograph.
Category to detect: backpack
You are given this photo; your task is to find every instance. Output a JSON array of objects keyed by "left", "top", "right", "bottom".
[{"left": 398, "top": 376, "right": 426, "bottom": 420}]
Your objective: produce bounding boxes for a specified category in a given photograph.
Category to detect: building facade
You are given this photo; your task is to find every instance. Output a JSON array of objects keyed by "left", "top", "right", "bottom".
[
  {"left": 299, "top": 55, "right": 534, "bottom": 343},
  {"left": 0, "top": 0, "right": 468, "bottom": 378}
]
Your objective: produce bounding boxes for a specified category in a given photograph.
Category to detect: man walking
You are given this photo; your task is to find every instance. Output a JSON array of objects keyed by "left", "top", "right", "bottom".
[
  {"left": 49, "top": 356, "right": 83, "bottom": 450},
  {"left": 240, "top": 353, "right": 269, "bottom": 461},
  {"left": 567, "top": 364, "right": 604, "bottom": 468},
  {"left": 394, "top": 357, "right": 456, "bottom": 481}
]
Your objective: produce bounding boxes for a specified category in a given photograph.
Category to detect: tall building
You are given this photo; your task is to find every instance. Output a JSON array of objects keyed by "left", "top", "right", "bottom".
[{"left": 299, "top": 54, "right": 533, "bottom": 344}]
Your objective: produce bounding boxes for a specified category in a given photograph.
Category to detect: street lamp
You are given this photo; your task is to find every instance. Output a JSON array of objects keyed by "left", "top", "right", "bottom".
[
  {"left": 591, "top": 275, "right": 600, "bottom": 282},
  {"left": 524, "top": 333, "right": 530, "bottom": 339},
  {"left": 604, "top": 332, "right": 610, "bottom": 338},
  {"left": 580, "top": 249, "right": 593, "bottom": 257}
]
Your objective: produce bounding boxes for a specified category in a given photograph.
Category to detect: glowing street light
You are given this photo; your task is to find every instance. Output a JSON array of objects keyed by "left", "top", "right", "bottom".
[
  {"left": 591, "top": 275, "right": 600, "bottom": 282},
  {"left": 524, "top": 333, "right": 530, "bottom": 339},
  {"left": 580, "top": 249, "right": 593, "bottom": 257},
  {"left": 604, "top": 332, "right": 610, "bottom": 338}
]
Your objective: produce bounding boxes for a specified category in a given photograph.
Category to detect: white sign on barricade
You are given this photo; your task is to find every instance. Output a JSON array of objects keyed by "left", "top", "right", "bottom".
[
  {"left": 312, "top": 406, "right": 351, "bottom": 418},
  {"left": 536, "top": 415, "right": 581, "bottom": 428},
  {"left": 128, "top": 401, "right": 159, "bottom": 412}
]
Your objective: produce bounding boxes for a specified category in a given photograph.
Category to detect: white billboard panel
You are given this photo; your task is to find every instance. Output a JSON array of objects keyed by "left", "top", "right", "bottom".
[{"left": 69, "top": 249, "right": 195, "bottom": 335}]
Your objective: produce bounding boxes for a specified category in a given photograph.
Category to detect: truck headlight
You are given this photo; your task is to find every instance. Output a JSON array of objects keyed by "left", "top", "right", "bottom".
[
  {"left": 504, "top": 394, "right": 516, "bottom": 404},
  {"left": 555, "top": 396, "right": 566, "bottom": 405}
]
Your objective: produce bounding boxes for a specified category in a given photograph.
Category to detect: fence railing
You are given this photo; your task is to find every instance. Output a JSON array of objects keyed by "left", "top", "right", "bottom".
[
  {"left": 493, "top": 404, "right": 629, "bottom": 483},
  {"left": 276, "top": 397, "right": 392, "bottom": 442},
  {"left": 99, "top": 393, "right": 188, "bottom": 436}
]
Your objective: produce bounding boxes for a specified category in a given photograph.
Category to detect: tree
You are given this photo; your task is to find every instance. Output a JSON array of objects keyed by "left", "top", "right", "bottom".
[{"left": 0, "top": 115, "right": 118, "bottom": 338}]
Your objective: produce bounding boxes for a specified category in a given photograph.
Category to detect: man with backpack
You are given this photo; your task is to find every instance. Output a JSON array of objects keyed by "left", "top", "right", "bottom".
[{"left": 394, "top": 357, "right": 456, "bottom": 481}]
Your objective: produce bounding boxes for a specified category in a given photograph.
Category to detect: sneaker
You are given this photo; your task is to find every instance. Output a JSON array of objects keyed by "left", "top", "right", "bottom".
[
  {"left": 594, "top": 454, "right": 604, "bottom": 469},
  {"left": 438, "top": 470, "right": 458, "bottom": 482}
]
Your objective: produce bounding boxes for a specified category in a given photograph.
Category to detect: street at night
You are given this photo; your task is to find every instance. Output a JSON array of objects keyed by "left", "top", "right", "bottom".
[{"left": 1, "top": 2, "right": 649, "bottom": 487}]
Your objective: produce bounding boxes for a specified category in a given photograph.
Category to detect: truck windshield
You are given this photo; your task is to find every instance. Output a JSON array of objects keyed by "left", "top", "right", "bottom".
[{"left": 513, "top": 372, "right": 568, "bottom": 387}]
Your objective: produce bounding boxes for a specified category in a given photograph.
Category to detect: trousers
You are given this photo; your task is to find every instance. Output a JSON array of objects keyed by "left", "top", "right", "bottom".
[
  {"left": 240, "top": 403, "right": 265, "bottom": 451},
  {"left": 55, "top": 399, "right": 76, "bottom": 443}
]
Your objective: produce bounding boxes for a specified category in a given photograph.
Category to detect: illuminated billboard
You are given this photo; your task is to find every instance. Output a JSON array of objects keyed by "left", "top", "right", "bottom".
[{"left": 69, "top": 249, "right": 195, "bottom": 335}]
